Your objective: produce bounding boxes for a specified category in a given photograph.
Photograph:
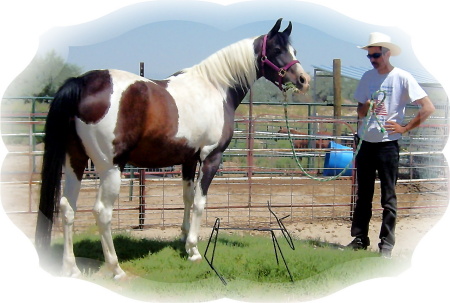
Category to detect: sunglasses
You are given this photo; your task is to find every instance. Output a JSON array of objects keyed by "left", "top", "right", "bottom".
[{"left": 367, "top": 53, "right": 382, "bottom": 59}]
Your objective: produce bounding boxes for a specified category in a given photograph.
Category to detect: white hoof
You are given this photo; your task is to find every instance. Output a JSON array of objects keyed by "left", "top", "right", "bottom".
[
  {"left": 186, "top": 245, "right": 202, "bottom": 263},
  {"left": 188, "top": 254, "right": 203, "bottom": 263},
  {"left": 108, "top": 264, "right": 127, "bottom": 281},
  {"left": 113, "top": 270, "right": 127, "bottom": 281}
]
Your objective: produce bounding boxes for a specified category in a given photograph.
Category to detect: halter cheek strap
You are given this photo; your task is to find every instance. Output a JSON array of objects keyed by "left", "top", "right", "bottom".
[{"left": 260, "top": 35, "right": 299, "bottom": 90}]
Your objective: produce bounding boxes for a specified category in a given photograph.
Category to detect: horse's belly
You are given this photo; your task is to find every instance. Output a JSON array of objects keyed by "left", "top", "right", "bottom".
[{"left": 128, "top": 136, "right": 197, "bottom": 168}]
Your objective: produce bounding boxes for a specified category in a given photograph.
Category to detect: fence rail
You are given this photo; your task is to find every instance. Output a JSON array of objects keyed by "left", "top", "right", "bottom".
[{"left": 1, "top": 97, "right": 448, "bottom": 236}]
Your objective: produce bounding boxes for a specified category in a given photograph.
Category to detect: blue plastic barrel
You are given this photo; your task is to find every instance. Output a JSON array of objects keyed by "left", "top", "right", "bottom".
[{"left": 323, "top": 141, "right": 353, "bottom": 176}]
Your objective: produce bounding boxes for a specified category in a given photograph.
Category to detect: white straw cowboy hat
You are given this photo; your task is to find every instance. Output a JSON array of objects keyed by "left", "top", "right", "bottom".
[{"left": 358, "top": 32, "right": 402, "bottom": 56}]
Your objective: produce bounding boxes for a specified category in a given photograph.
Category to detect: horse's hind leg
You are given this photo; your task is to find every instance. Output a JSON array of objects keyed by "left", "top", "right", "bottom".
[
  {"left": 60, "top": 163, "right": 83, "bottom": 277},
  {"left": 93, "top": 165, "right": 126, "bottom": 280}
]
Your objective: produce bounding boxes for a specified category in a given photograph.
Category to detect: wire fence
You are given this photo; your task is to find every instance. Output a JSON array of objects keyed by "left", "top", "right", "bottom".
[{"left": 1, "top": 97, "right": 449, "bottom": 236}]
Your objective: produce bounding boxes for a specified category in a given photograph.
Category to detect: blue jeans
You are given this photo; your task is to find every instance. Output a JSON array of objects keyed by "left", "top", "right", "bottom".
[{"left": 351, "top": 140, "right": 399, "bottom": 251}]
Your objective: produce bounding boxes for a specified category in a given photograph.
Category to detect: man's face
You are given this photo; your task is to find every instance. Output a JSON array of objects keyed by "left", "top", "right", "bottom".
[{"left": 367, "top": 47, "right": 389, "bottom": 70}]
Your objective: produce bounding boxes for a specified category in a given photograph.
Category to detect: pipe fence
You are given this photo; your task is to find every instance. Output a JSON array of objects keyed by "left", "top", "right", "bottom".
[{"left": 1, "top": 97, "right": 448, "bottom": 237}]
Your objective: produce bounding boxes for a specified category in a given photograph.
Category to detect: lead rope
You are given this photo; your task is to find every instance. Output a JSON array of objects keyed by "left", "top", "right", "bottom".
[
  {"left": 280, "top": 89, "right": 386, "bottom": 182},
  {"left": 370, "top": 90, "right": 387, "bottom": 133}
]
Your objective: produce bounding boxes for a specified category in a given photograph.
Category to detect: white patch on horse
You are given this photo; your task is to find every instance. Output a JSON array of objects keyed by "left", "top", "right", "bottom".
[
  {"left": 166, "top": 38, "right": 257, "bottom": 153},
  {"left": 167, "top": 73, "right": 225, "bottom": 152},
  {"left": 287, "top": 45, "right": 310, "bottom": 87}
]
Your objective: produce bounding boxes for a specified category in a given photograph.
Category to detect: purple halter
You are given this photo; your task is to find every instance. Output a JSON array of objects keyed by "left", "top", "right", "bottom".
[{"left": 260, "top": 35, "right": 299, "bottom": 90}]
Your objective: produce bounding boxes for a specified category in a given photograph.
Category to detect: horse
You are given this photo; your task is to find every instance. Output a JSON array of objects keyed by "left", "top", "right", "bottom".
[
  {"left": 35, "top": 18, "right": 310, "bottom": 280},
  {"left": 277, "top": 127, "right": 331, "bottom": 149}
]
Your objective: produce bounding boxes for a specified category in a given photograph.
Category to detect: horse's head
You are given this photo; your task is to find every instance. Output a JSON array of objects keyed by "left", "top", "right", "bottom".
[{"left": 258, "top": 18, "right": 310, "bottom": 93}]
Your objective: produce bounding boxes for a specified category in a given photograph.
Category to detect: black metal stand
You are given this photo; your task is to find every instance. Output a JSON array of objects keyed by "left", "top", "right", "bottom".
[{"left": 203, "top": 202, "right": 295, "bottom": 285}]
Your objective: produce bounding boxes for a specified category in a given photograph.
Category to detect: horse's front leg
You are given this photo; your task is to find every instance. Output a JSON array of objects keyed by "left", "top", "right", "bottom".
[
  {"left": 180, "top": 161, "right": 197, "bottom": 242},
  {"left": 181, "top": 179, "right": 194, "bottom": 242},
  {"left": 186, "top": 153, "right": 221, "bottom": 262}
]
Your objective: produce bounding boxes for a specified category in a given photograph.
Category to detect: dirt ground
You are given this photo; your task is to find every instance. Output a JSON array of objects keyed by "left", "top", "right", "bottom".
[
  {"left": 1, "top": 144, "right": 446, "bottom": 258},
  {"left": 4, "top": 203, "right": 442, "bottom": 258},
  {"left": 126, "top": 215, "right": 441, "bottom": 257}
]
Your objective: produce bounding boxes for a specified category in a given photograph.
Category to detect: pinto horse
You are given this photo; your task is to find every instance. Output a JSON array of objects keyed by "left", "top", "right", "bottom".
[{"left": 35, "top": 19, "right": 310, "bottom": 279}]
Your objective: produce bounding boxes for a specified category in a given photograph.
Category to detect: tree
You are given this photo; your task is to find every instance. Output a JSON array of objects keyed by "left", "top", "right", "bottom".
[
  {"left": 4, "top": 50, "right": 82, "bottom": 100},
  {"left": 309, "top": 74, "right": 358, "bottom": 104}
]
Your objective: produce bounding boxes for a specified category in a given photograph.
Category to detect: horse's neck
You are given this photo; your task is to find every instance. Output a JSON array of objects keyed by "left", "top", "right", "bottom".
[
  {"left": 228, "top": 82, "right": 254, "bottom": 110},
  {"left": 188, "top": 37, "right": 258, "bottom": 106}
]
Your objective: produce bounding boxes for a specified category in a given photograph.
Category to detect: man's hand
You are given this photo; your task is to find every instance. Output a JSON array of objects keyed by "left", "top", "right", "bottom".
[
  {"left": 385, "top": 96, "right": 435, "bottom": 135},
  {"left": 385, "top": 121, "right": 407, "bottom": 134}
]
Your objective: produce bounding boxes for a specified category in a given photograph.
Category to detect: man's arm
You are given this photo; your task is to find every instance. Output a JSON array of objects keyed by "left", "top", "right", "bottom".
[
  {"left": 385, "top": 96, "right": 435, "bottom": 134},
  {"left": 357, "top": 100, "right": 371, "bottom": 119}
]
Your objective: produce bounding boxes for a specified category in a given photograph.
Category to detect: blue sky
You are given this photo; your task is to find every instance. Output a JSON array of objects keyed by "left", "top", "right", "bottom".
[{"left": 37, "top": 0, "right": 434, "bottom": 81}]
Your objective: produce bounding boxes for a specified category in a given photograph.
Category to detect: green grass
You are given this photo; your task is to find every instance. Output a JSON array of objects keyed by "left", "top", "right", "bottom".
[{"left": 46, "top": 232, "right": 411, "bottom": 302}]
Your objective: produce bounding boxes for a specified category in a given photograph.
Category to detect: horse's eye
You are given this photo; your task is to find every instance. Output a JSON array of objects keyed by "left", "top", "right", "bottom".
[{"left": 274, "top": 48, "right": 282, "bottom": 55}]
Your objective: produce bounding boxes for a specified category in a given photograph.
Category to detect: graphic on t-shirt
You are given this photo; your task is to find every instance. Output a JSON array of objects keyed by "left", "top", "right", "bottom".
[
  {"left": 371, "top": 87, "right": 390, "bottom": 116},
  {"left": 374, "top": 100, "right": 387, "bottom": 116}
]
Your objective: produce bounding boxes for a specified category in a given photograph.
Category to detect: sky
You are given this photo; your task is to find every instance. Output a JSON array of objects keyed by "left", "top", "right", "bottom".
[
  {"left": 35, "top": 0, "right": 433, "bottom": 81},
  {"left": 0, "top": 1, "right": 450, "bottom": 303}
]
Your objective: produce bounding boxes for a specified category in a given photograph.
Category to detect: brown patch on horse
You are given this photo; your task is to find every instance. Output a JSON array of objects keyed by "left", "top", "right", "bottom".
[
  {"left": 113, "top": 80, "right": 196, "bottom": 169},
  {"left": 77, "top": 70, "right": 113, "bottom": 124}
]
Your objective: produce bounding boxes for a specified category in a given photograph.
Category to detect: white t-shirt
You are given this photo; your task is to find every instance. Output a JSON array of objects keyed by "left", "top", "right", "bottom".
[{"left": 354, "top": 67, "right": 427, "bottom": 142}]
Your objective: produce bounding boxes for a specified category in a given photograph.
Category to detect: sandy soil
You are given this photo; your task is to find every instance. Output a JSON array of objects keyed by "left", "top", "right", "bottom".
[
  {"left": 126, "top": 215, "right": 441, "bottom": 257},
  {"left": 1, "top": 144, "right": 445, "bottom": 258}
]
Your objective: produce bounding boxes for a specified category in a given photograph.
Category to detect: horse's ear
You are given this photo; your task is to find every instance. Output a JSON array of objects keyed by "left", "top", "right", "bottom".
[
  {"left": 283, "top": 21, "right": 292, "bottom": 37},
  {"left": 268, "top": 18, "right": 283, "bottom": 38}
]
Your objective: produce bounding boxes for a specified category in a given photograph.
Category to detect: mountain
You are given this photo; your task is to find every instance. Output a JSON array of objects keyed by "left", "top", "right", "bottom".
[{"left": 36, "top": 1, "right": 435, "bottom": 82}]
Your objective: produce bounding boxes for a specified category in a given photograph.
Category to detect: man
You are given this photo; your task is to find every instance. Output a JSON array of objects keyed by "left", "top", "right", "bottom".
[{"left": 348, "top": 32, "right": 435, "bottom": 258}]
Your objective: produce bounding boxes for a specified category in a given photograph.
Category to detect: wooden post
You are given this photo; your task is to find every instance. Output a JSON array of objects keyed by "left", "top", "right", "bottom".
[{"left": 333, "top": 59, "right": 342, "bottom": 141}]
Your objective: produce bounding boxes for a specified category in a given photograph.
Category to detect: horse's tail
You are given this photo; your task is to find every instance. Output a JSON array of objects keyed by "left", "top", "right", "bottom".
[{"left": 35, "top": 76, "right": 83, "bottom": 256}]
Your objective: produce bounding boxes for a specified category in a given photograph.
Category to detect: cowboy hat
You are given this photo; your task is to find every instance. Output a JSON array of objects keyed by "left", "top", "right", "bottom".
[{"left": 358, "top": 32, "right": 401, "bottom": 56}]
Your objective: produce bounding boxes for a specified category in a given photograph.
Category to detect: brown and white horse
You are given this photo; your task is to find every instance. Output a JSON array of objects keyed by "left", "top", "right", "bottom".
[{"left": 35, "top": 19, "right": 310, "bottom": 279}]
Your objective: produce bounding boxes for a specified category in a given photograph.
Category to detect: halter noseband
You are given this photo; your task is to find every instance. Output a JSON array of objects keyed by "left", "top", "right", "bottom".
[{"left": 260, "top": 35, "right": 299, "bottom": 90}]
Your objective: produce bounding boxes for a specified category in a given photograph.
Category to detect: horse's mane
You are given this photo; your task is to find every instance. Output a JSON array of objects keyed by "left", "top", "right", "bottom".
[{"left": 187, "top": 38, "right": 258, "bottom": 90}]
